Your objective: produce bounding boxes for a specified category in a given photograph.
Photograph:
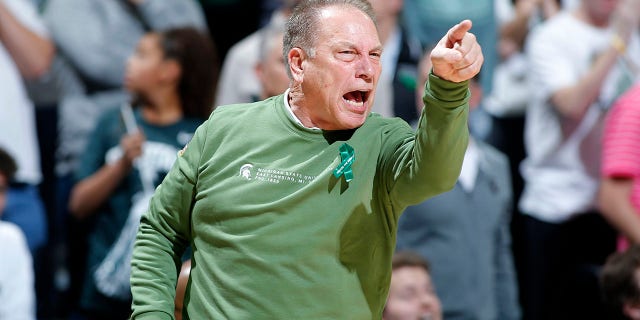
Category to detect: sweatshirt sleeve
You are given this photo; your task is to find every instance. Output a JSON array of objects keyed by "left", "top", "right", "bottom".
[
  {"left": 387, "top": 72, "right": 469, "bottom": 209},
  {"left": 130, "top": 119, "right": 208, "bottom": 320}
]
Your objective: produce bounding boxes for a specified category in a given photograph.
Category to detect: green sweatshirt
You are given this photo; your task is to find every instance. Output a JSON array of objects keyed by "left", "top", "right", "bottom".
[{"left": 130, "top": 74, "right": 470, "bottom": 320}]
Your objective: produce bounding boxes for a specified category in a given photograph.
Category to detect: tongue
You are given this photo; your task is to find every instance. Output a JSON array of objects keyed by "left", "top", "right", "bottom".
[{"left": 344, "top": 91, "right": 363, "bottom": 103}]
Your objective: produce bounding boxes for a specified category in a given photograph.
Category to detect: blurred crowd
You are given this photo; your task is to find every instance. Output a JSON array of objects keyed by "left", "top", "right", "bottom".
[{"left": 2, "top": 0, "right": 640, "bottom": 319}]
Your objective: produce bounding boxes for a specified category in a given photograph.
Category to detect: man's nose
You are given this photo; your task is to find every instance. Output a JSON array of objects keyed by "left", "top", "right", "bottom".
[{"left": 356, "top": 55, "right": 375, "bottom": 81}]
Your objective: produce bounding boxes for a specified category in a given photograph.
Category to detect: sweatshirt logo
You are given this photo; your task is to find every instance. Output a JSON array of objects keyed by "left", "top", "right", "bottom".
[
  {"left": 239, "top": 164, "right": 254, "bottom": 180},
  {"left": 237, "top": 163, "right": 316, "bottom": 184}
]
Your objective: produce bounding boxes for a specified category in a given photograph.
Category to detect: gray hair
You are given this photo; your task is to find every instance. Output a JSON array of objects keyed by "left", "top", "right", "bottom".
[{"left": 282, "top": 0, "right": 377, "bottom": 78}]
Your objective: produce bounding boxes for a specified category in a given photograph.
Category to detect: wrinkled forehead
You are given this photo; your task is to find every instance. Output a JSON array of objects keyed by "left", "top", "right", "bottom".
[{"left": 314, "top": 6, "right": 381, "bottom": 48}]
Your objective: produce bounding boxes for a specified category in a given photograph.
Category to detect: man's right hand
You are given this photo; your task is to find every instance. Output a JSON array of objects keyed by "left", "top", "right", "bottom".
[{"left": 430, "top": 20, "right": 484, "bottom": 83}]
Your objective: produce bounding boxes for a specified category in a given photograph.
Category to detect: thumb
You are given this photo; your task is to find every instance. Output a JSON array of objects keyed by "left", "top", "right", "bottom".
[{"left": 446, "top": 19, "right": 472, "bottom": 47}]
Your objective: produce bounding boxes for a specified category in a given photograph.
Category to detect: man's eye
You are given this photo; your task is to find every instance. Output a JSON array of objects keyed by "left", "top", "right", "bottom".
[{"left": 337, "top": 51, "right": 356, "bottom": 61}]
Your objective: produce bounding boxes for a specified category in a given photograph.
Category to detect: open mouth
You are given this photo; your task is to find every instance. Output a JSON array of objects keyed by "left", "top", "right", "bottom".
[{"left": 342, "top": 90, "right": 370, "bottom": 111}]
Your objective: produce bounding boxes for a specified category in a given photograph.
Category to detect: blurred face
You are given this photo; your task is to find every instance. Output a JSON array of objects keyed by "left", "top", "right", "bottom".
[
  {"left": 292, "top": 6, "right": 382, "bottom": 130},
  {"left": 384, "top": 266, "right": 442, "bottom": 320},
  {"left": 256, "top": 32, "right": 290, "bottom": 99},
  {"left": 582, "top": 0, "right": 619, "bottom": 23},
  {"left": 125, "top": 33, "right": 173, "bottom": 96},
  {"left": 0, "top": 173, "right": 7, "bottom": 215}
]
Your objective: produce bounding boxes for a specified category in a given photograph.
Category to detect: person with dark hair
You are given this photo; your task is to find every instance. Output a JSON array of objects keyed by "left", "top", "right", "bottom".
[
  {"left": 155, "top": 27, "right": 217, "bottom": 120},
  {"left": 37, "top": 2, "right": 208, "bottom": 316},
  {"left": 384, "top": 251, "right": 442, "bottom": 320},
  {"left": 43, "top": 0, "right": 208, "bottom": 179},
  {"left": 601, "top": 245, "right": 640, "bottom": 320},
  {"left": 68, "top": 26, "right": 216, "bottom": 320},
  {"left": 129, "top": 0, "right": 483, "bottom": 318},
  {"left": 0, "top": 148, "right": 36, "bottom": 319}
]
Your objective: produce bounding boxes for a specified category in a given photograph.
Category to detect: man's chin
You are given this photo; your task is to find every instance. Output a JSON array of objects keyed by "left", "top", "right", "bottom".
[
  {"left": 343, "top": 113, "right": 369, "bottom": 129},
  {"left": 340, "top": 120, "right": 366, "bottom": 130}
]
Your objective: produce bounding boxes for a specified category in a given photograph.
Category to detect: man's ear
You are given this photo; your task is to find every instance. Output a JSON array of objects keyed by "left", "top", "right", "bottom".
[{"left": 288, "top": 48, "right": 305, "bottom": 82}]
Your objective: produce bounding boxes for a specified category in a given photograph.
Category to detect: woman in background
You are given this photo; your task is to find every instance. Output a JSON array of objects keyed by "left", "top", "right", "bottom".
[{"left": 68, "top": 27, "right": 216, "bottom": 320}]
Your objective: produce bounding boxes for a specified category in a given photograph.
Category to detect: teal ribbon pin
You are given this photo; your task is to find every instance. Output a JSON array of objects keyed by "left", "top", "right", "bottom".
[{"left": 333, "top": 143, "right": 355, "bottom": 182}]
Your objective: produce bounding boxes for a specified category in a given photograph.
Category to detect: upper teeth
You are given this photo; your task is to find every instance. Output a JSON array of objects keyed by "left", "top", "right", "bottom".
[{"left": 344, "top": 97, "right": 363, "bottom": 107}]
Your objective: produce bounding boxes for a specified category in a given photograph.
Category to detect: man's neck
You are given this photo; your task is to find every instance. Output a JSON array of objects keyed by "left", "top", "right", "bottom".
[{"left": 286, "top": 89, "right": 320, "bottom": 130}]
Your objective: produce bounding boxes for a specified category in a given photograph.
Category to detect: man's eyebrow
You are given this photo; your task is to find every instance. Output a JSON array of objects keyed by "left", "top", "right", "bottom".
[
  {"left": 332, "top": 41, "right": 383, "bottom": 52},
  {"left": 332, "top": 41, "right": 355, "bottom": 48}
]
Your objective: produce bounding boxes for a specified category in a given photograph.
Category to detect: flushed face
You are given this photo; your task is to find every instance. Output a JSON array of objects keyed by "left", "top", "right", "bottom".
[{"left": 293, "top": 5, "right": 382, "bottom": 130}]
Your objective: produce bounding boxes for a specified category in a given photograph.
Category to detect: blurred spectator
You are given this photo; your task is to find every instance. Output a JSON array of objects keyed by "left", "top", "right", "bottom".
[
  {"left": 254, "top": 15, "right": 289, "bottom": 100},
  {"left": 383, "top": 251, "right": 442, "bottom": 320},
  {"left": 600, "top": 84, "right": 640, "bottom": 250},
  {"left": 368, "top": 0, "right": 423, "bottom": 123},
  {"left": 397, "top": 51, "right": 521, "bottom": 320},
  {"left": 37, "top": 0, "right": 208, "bottom": 315},
  {"left": 484, "top": 1, "right": 562, "bottom": 313},
  {"left": 518, "top": 0, "right": 640, "bottom": 318},
  {"left": 0, "top": 2, "right": 52, "bottom": 317},
  {"left": 0, "top": 148, "right": 36, "bottom": 320},
  {"left": 215, "top": 0, "right": 299, "bottom": 106},
  {"left": 68, "top": 27, "right": 215, "bottom": 319},
  {"left": 44, "top": 0, "right": 208, "bottom": 181},
  {"left": 483, "top": 0, "right": 561, "bottom": 169},
  {"left": 0, "top": 0, "right": 52, "bottom": 257},
  {"left": 601, "top": 245, "right": 640, "bottom": 320}
]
